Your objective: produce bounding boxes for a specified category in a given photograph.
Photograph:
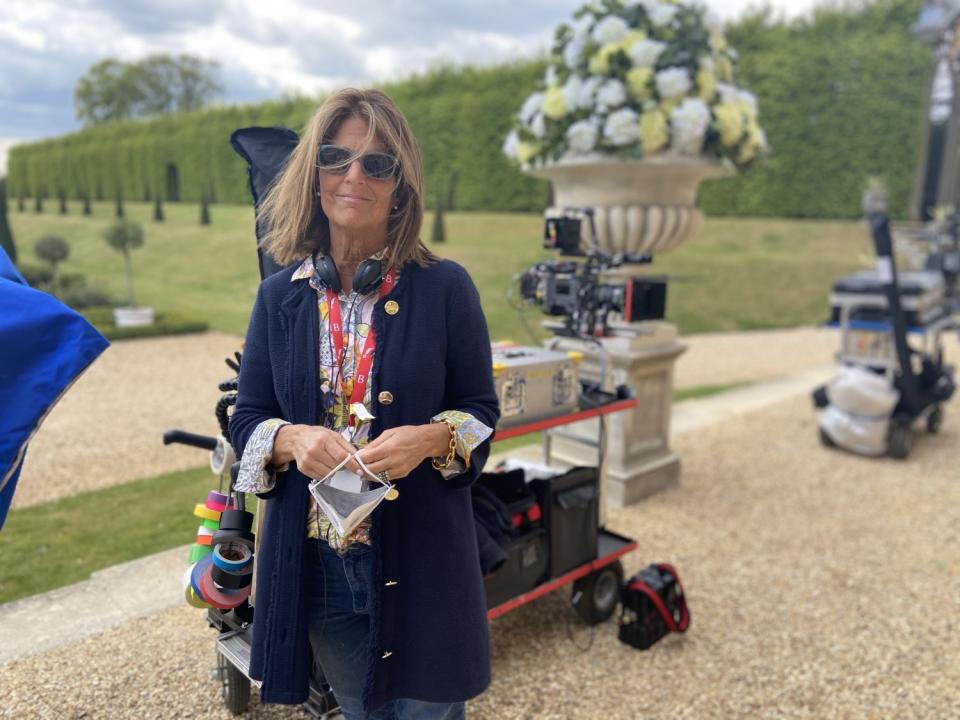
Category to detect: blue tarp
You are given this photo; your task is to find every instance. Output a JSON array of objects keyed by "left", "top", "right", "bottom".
[{"left": 0, "top": 248, "right": 109, "bottom": 528}]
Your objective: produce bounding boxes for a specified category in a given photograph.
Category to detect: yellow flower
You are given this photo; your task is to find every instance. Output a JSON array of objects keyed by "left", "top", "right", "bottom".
[
  {"left": 516, "top": 141, "right": 541, "bottom": 164},
  {"left": 619, "top": 30, "right": 646, "bottom": 52},
  {"left": 710, "top": 33, "right": 728, "bottom": 52},
  {"left": 588, "top": 42, "right": 620, "bottom": 76},
  {"left": 626, "top": 67, "right": 653, "bottom": 100},
  {"left": 639, "top": 110, "right": 669, "bottom": 154},
  {"left": 737, "top": 119, "right": 762, "bottom": 163},
  {"left": 543, "top": 84, "right": 566, "bottom": 120},
  {"left": 659, "top": 97, "right": 680, "bottom": 115},
  {"left": 696, "top": 68, "right": 716, "bottom": 101},
  {"left": 714, "top": 102, "right": 744, "bottom": 146},
  {"left": 715, "top": 56, "right": 733, "bottom": 82}
]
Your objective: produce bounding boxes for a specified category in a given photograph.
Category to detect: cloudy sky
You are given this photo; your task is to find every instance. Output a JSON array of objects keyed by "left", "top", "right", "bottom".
[{"left": 0, "top": 0, "right": 820, "bottom": 171}]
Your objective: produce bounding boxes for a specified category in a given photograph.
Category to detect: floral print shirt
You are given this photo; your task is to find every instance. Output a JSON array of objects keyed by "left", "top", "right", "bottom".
[{"left": 235, "top": 256, "right": 493, "bottom": 553}]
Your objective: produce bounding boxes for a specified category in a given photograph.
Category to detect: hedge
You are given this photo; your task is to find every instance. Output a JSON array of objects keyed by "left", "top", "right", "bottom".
[{"left": 7, "top": 0, "right": 931, "bottom": 219}]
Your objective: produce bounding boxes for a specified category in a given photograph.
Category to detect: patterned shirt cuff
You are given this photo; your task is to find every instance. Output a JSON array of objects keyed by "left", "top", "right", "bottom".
[
  {"left": 430, "top": 410, "right": 493, "bottom": 479},
  {"left": 235, "top": 418, "right": 291, "bottom": 494}
]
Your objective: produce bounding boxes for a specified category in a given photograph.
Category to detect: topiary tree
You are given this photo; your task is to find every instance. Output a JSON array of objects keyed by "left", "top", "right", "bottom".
[
  {"left": 34, "top": 194, "right": 43, "bottom": 213},
  {"left": 58, "top": 188, "right": 68, "bottom": 215},
  {"left": 430, "top": 187, "right": 446, "bottom": 244},
  {"left": 199, "top": 188, "right": 211, "bottom": 225},
  {"left": 103, "top": 220, "right": 144, "bottom": 307},
  {"left": 34, "top": 235, "right": 70, "bottom": 289},
  {"left": 153, "top": 196, "right": 164, "bottom": 222},
  {"left": 115, "top": 189, "right": 124, "bottom": 218},
  {"left": 0, "top": 178, "right": 16, "bottom": 262},
  {"left": 82, "top": 192, "right": 92, "bottom": 216}
]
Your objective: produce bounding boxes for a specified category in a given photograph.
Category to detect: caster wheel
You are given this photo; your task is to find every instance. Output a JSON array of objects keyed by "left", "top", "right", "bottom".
[
  {"left": 888, "top": 419, "right": 913, "bottom": 460},
  {"left": 572, "top": 560, "right": 623, "bottom": 625},
  {"left": 218, "top": 650, "right": 251, "bottom": 715},
  {"left": 926, "top": 405, "right": 944, "bottom": 434}
]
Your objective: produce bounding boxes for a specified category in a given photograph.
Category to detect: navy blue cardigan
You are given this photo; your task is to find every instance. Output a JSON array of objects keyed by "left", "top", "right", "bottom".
[{"left": 229, "top": 258, "right": 500, "bottom": 711}]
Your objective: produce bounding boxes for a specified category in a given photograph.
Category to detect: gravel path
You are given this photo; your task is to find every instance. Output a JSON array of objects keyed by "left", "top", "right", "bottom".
[
  {"left": 3, "top": 387, "right": 958, "bottom": 718},
  {"left": 13, "top": 332, "right": 242, "bottom": 509},
  {"left": 13, "top": 326, "right": 845, "bottom": 510}
]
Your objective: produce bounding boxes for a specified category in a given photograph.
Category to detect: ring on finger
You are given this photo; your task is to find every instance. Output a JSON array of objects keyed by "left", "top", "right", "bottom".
[{"left": 378, "top": 470, "right": 390, "bottom": 484}]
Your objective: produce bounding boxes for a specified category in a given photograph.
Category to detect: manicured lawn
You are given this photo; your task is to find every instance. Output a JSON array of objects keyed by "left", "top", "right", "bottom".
[
  {"left": 7, "top": 201, "right": 872, "bottom": 339},
  {"left": 0, "top": 466, "right": 217, "bottom": 604}
]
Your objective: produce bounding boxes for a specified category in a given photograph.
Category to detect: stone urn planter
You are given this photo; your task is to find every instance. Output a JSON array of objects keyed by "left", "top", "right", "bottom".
[
  {"left": 113, "top": 306, "right": 155, "bottom": 327},
  {"left": 527, "top": 154, "right": 729, "bottom": 258}
]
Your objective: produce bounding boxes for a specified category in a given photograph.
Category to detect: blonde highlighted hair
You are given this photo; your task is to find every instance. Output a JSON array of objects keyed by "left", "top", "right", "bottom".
[{"left": 259, "top": 88, "right": 434, "bottom": 269}]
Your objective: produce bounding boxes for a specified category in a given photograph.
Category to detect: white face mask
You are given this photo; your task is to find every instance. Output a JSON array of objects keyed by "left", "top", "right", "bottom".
[{"left": 308, "top": 454, "right": 394, "bottom": 537}]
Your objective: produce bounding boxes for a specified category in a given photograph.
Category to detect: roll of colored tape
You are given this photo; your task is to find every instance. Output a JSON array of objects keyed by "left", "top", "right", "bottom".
[
  {"left": 201, "top": 518, "right": 220, "bottom": 531},
  {"left": 193, "top": 504, "right": 220, "bottom": 522},
  {"left": 189, "top": 558, "right": 207, "bottom": 599},
  {"left": 197, "top": 525, "right": 215, "bottom": 537},
  {"left": 211, "top": 562, "right": 253, "bottom": 590},
  {"left": 188, "top": 543, "right": 212, "bottom": 564},
  {"left": 212, "top": 541, "right": 253, "bottom": 571},
  {"left": 196, "top": 534, "right": 213, "bottom": 546},
  {"left": 218, "top": 509, "right": 254, "bottom": 533},
  {"left": 185, "top": 584, "right": 209, "bottom": 609},
  {"left": 197, "top": 556, "right": 250, "bottom": 609},
  {"left": 212, "top": 527, "right": 255, "bottom": 550},
  {"left": 207, "top": 490, "right": 230, "bottom": 507}
]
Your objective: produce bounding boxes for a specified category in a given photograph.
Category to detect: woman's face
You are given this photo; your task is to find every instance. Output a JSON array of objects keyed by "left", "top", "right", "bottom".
[{"left": 318, "top": 115, "right": 396, "bottom": 238}]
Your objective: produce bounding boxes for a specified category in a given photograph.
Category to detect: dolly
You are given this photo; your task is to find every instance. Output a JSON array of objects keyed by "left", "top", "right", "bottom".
[{"left": 813, "top": 211, "right": 956, "bottom": 458}]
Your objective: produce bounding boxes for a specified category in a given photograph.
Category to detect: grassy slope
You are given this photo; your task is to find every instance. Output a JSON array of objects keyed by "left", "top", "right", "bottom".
[{"left": 8, "top": 201, "right": 872, "bottom": 339}]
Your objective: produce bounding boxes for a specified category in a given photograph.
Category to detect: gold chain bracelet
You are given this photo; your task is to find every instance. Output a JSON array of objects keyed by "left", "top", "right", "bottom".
[{"left": 431, "top": 420, "right": 457, "bottom": 470}]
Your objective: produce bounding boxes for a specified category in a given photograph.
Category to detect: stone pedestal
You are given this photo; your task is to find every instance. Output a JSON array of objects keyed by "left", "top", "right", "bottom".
[{"left": 544, "top": 321, "right": 686, "bottom": 508}]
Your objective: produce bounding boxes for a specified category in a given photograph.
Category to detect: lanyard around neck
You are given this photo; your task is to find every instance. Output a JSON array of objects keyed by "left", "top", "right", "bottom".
[{"left": 325, "top": 269, "right": 397, "bottom": 417}]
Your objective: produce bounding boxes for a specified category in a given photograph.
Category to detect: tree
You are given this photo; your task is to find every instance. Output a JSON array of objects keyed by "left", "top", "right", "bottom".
[
  {"left": 431, "top": 187, "right": 446, "bottom": 244},
  {"left": 58, "top": 188, "right": 68, "bottom": 215},
  {"left": 116, "top": 189, "right": 124, "bottom": 218},
  {"left": 74, "top": 54, "right": 223, "bottom": 125},
  {"left": 200, "top": 188, "right": 211, "bottom": 225},
  {"left": 0, "top": 179, "right": 16, "bottom": 262},
  {"left": 34, "top": 235, "right": 69, "bottom": 289},
  {"left": 82, "top": 193, "right": 92, "bottom": 216},
  {"left": 103, "top": 221, "right": 144, "bottom": 307},
  {"left": 153, "top": 196, "right": 164, "bottom": 222}
]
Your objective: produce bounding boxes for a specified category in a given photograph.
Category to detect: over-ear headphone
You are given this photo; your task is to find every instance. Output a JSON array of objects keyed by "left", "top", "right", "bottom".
[{"left": 312, "top": 252, "right": 384, "bottom": 295}]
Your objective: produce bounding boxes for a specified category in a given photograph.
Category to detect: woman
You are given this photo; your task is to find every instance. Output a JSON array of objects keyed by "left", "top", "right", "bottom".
[{"left": 229, "top": 88, "right": 499, "bottom": 719}]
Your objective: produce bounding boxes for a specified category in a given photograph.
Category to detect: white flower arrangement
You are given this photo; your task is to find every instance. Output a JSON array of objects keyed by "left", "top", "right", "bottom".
[{"left": 505, "top": 0, "right": 767, "bottom": 169}]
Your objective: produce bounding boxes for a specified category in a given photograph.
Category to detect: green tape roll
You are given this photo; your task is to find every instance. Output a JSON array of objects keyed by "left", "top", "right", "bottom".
[
  {"left": 189, "top": 543, "right": 213, "bottom": 563},
  {"left": 202, "top": 518, "right": 220, "bottom": 531}
]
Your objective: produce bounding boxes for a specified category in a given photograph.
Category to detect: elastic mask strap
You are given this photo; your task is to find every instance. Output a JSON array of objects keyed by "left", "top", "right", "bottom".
[{"left": 353, "top": 454, "right": 393, "bottom": 490}]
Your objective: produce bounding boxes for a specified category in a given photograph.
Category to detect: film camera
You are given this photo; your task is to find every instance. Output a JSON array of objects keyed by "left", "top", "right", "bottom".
[{"left": 518, "top": 208, "right": 667, "bottom": 337}]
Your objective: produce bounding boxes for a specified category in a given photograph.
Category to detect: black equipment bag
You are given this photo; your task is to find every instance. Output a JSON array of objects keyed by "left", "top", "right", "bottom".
[{"left": 617, "top": 563, "right": 689, "bottom": 650}]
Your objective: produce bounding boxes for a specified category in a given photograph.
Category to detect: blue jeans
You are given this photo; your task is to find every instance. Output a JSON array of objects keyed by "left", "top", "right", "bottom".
[{"left": 305, "top": 539, "right": 466, "bottom": 720}]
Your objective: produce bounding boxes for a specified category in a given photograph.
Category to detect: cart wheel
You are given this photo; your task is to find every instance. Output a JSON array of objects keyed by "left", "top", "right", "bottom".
[
  {"left": 818, "top": 428, "right": 835, "bottom": 448},
  {"left": 888, "top": 419, "right": 913, "bottom": 460},
  {"left": 926, "top": 405, "right": 944, "bottom": 434},
  {"left": 218, "top": 650, "right": 251, "bottom": 715},
  {"left": 571, "top": 560, "right": 623, "bottom": 625}
]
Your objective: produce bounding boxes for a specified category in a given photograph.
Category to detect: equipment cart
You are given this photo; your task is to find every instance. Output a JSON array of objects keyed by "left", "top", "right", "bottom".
[
  {"left": 165, "top": 391, "right": 638, "bottom": 717},
  {"left": 813, "top": 212, "right": 956, "bottom": 458}
]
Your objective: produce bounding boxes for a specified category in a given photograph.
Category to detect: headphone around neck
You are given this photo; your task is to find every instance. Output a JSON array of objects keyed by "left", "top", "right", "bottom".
[{"left": 312, "top": 252, "right": 384, "bottom": 295}]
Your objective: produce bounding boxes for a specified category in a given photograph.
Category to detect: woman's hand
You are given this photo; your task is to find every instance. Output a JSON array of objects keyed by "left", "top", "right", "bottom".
[
  {"left": 355, "top": 424, "right": 450, "bottom": 481},
  {"left": 272, "top": 424, "right": 360, "bottom": 479}
]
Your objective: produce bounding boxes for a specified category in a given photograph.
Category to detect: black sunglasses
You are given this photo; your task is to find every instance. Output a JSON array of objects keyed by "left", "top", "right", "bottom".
[{"left": 316, "top": 144, "right": 398, "bottom": 180}]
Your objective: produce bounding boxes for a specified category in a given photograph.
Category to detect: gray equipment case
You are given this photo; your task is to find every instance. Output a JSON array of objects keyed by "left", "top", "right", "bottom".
[{"left": 492, "top": 344, "right": 582, "bottom": 428}]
